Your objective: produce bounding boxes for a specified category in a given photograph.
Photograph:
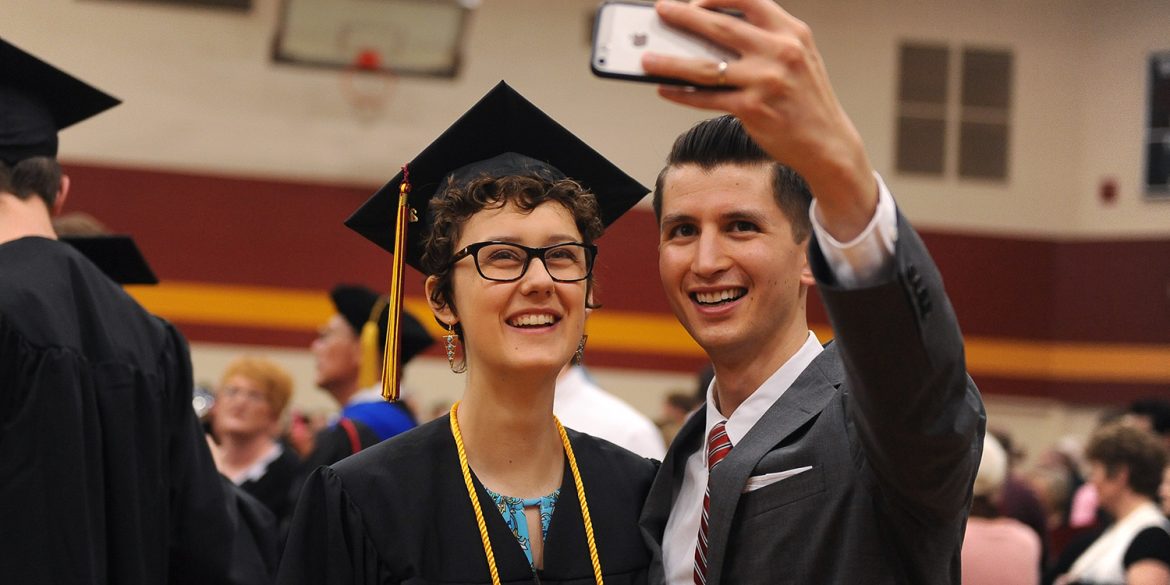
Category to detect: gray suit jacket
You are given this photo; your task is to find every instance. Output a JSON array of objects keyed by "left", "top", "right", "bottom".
[{"left": 640, "top": 214, "right": 985, "bottom": 585}]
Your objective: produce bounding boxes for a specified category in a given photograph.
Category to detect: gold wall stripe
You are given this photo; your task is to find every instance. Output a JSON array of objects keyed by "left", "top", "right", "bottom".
[
  {"left": 128, "top": 281, "right": 334, "bottom": 331},
  {"left": 965, "top": 339, "right": 1170, "bottom": 383},
  {"left": 128, "top": 281, "right": 1170, "bottom": 384}
]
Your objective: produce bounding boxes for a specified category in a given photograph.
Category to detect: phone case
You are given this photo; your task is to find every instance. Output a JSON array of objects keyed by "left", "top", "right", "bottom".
[{"left": 590, "top": 0, "right": 736, "bottom": 89}]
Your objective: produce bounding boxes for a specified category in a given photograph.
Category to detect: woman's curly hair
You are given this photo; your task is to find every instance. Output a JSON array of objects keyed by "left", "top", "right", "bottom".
[{"left": 421, "top": 173, "right": 605, "bottom": 332}]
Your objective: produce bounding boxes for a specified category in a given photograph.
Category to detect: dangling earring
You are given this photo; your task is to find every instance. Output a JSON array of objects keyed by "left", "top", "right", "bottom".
[
  {"left": 445, "top": 322, "right": 467, "bottom": 374},
  {"left": 572, "top": 335, "right": 587, "bottom": 366}
]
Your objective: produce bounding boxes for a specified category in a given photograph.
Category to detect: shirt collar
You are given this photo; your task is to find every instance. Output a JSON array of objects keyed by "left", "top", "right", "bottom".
[
  {"left": 232, "top": 442, "right": 284, "bottom": 485},
  {"left": 703, "top": 331, "right": 823, "bottom": 446}
]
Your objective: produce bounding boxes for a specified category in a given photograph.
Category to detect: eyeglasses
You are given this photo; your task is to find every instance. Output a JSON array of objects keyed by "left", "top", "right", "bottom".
[
  {"left": 219, "top": 385, "right": 268, "bottom": 405},
  {"left": 449, "top": 241, "right": 597, "bottom": 283}
]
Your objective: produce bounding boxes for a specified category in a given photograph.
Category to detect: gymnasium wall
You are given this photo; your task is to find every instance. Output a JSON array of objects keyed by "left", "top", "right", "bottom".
[{"left": 6, "top": 0, "right": 1169, "bottom": 464}]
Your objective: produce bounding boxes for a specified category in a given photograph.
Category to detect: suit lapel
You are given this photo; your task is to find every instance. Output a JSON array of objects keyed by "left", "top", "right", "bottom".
[{"left": 703, "top": 345, "right": 844, "bottom": 585}]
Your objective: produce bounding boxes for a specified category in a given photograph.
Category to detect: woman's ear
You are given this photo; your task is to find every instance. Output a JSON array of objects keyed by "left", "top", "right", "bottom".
[{"left": 424, "top": 275, "right": 456, "bottom": 327}]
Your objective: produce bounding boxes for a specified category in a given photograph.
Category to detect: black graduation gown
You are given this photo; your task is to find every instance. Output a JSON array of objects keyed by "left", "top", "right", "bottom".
[
  {"left": 0, "top": 237, "right": 267, "bottom": 585},
  {"left": 277, "top": 416, "right": 656, "bottom": 585},
  {"left": 285, "top": 418, "right": 381, "bottom": 542},
  {"left": 303, "top": 417, "right": 382, "bottom": 470},
  {"left": 241, "top": 446, "right": 302, "bottom": 527}
]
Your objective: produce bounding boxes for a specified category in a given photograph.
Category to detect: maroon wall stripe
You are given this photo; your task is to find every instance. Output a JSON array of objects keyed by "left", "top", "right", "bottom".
[
  {"left": 61, "top": 162, "right": 1170, "bottom": 351},
  {"left": 972, "top": 375, "right": 1168, "bottom": 406}
]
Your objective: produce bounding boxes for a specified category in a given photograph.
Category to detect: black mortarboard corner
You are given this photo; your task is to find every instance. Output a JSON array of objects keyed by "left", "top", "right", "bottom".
[
  {"left": 330, "top": 285, "right": 435, "bottom": 390},
  {"left": 0, "top": 37, "right": 121, "bottom": 165},
  {"left": 62, "top": 235, "right": 159, "bottom": 285},
  {"left": 345, "top": 81, "right": 648, "bottom": 401}
]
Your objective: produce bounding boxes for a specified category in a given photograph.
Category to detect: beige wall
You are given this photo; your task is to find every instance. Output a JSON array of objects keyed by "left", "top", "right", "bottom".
[{"left": 7, "top": 0, "right": 1169, "bottom": 238}]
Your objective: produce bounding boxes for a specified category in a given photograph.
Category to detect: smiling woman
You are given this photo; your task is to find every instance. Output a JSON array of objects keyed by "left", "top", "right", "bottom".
[
  {"left": 277, "top": 82, "right": 656, "bottom": 585},
  {"left": 428, "top": 196, "right": 593, "bottom": 377},
  {"left": 420, "top": 172, "right": 604, "bottom": 379}
]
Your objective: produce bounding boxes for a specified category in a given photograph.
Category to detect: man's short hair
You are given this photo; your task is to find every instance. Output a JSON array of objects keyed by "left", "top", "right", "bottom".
[
  {"left": 0, "top": 156, "right": 62, "bottom": 208},
  {"left": 652, "top": 115, "right": 813, "bottom": 243}
]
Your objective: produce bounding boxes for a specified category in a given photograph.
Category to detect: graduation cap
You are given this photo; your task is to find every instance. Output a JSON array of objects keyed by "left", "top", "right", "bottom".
[
  {"left": 61, "top": 235, "right": 159, "bottom": 285},
  {"left": 0, "top": 37, "right": 121, "bottom": 165},
  {"left": 330, "top": 284, "right": 434, "bottom": 390},
  {"left": 345, "top": 81, "right": 647, "bottom": 401}
]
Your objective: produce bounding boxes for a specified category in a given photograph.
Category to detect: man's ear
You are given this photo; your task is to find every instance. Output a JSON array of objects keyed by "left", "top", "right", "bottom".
[
  {"left": 800, "top": 247, "right": 816, "bottom": 288},
  {"left": 51, "top": 174, "right": 70, "bottom": 216},
  {"left": 424, "top": 275, "right": 457, "bottom": 327}
]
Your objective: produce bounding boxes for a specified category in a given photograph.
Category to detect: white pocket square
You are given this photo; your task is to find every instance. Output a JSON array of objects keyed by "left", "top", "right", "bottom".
[{"left": 742, "top": 466, "right": 813, "bottom": 493}]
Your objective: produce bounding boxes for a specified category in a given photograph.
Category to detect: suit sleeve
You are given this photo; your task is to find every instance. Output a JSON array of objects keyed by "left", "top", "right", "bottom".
[{"left": 810, "top": 209, "right": 985, "bottom": 523}]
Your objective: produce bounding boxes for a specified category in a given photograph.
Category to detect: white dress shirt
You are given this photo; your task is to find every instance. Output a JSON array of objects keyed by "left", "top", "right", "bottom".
[
  {"left": 662, "top": 174, "right": 899, "bottom": 585},
  {"left": 662, "top": 333, "right": 823, "bottom": 584},
  {"left": 554, "top": 366, "right": 667, "bottom": 459}
]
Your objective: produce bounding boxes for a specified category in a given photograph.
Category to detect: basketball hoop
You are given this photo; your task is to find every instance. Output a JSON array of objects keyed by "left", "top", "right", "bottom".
[{"left": 339, "top": 48, "right": 397, "bottom": 122}]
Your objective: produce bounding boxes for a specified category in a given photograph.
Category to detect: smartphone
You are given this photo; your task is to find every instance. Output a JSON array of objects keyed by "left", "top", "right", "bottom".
[{"left": 591, "top": 0, "right": 738, "bottom": 87}]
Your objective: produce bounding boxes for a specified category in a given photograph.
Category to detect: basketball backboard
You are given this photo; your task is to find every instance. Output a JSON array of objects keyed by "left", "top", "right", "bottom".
[{"left": 272, "top": 0, "right": 477, "bottom": 78}]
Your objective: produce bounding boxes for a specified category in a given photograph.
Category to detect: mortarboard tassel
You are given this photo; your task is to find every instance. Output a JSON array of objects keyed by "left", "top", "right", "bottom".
[
  {"left": 381, "top": 166, "right": 412, "bottom": 401},
  {"left": 357, "top": 296, "right": 388, "bottom": 390}
]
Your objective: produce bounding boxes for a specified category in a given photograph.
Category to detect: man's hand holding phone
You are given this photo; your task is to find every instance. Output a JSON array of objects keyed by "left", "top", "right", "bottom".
[{"left": 640, "top": 0, "right": 879, "bottom": 241}]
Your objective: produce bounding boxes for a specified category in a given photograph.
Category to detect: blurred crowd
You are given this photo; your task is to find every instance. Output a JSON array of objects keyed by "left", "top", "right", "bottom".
[
  {"left": 962, "top": 398, "right": 1170, "bottom": 585},
  {"left": 199, "top": 329, "right": 1170, "bottom": 585}
]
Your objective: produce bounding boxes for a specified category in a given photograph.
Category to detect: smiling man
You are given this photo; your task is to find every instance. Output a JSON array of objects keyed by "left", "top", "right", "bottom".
[{"left": 635, "top": 1, "right": 985, "bottom": 584}]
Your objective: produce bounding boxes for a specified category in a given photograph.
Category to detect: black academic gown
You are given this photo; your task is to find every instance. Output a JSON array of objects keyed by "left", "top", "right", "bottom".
[
  {"left": 278, "top": 416, "right": 656, "bottom": 585},
  {"left": 239, "top": 445, "right": 302, "bottom": 544},
  {"left": 304, "top": 417, "right": 382, "bottom": 470},
  {"left": 0, "top": 237, "right": 269, "bottom": 585},
  {"left": 284, "top": 417, "right": 381, "bottom": 544}
]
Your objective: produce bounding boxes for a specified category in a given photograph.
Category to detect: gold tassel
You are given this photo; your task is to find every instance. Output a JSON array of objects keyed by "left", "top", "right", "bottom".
[
  {"left": 357, "top": 297, "right": 387, "bottom": 389},
  {"left": 381, "top": 166, "right": 411, "bottom": 402}
]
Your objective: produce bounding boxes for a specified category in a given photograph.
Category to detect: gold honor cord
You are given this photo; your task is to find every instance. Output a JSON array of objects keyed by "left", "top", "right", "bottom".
[
  {"left": 449, "top": 401, "right": 604, "bottom": 585},
  {"left": 381, "top": 166, "right": 411, "bottom": 402}
]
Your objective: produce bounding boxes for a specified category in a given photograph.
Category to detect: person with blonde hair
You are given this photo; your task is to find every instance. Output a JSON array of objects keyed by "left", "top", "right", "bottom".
[{"left": 210, "top": 355, "right": 301, "bottom": 530}]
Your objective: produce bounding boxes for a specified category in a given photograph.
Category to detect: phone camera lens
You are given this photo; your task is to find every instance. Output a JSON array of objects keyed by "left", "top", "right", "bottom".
[{"left": 599, "top": 57, "right": 607, "bottom": 65}]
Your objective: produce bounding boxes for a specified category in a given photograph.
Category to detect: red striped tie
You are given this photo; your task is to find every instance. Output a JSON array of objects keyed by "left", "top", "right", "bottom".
[{"left": 693, "top": 421, "right": 732, "bottom": 585}]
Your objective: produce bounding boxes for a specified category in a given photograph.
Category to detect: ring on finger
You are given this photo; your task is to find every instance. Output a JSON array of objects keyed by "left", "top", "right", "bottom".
[{"left": 715, "top": 60, "right": 729, "bottom": 87}]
